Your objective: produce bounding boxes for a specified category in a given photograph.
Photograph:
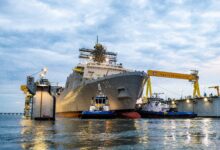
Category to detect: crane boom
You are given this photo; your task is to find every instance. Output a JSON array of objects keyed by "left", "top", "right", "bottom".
[
  {"left": 147, "top": 70, "right": 198, "bottom": 81},
  {"left": 146, "top": 70, "right": 201, "bottom": 99}
]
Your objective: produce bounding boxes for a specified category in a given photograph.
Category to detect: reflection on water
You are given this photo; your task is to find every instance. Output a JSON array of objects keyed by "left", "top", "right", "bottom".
[
  {"left": 20, "top": 120, "right": 56, "bottom": 149},
  {"left": 0, "top": 117, "right": 220, "bottom": 149}
]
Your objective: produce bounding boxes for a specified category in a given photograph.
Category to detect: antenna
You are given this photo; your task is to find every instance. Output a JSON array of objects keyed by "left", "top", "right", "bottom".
[{"left": 96, "top": 35, "right": 99, "bottom": 44}]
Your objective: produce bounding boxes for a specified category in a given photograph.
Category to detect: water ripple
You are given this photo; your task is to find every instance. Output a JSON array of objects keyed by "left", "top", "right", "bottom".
[{"left": 0, "top": 117, "right": 220, "bottom": 149}]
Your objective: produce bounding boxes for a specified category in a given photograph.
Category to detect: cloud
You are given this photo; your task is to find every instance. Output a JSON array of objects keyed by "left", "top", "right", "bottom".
[{"left": 1, "top": 0, "right": 220, "bottom": 112}]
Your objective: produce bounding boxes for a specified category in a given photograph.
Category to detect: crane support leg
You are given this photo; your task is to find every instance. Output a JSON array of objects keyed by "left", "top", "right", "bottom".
[
  {"left": 146, "top": 77, "right": 152, "bottom": 98},
  {"left": 193, "top": 80, "right": 201, "bottom": 97}
]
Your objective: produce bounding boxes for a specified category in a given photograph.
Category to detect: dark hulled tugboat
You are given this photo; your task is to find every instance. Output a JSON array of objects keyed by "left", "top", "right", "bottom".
[{"left": 81, "top": 84, "right": 116, "bottom": 119}]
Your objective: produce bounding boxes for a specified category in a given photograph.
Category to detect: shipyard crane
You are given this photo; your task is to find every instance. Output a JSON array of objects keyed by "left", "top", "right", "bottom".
[
  {"left": 146, "top": 70, "right": 201, "bottom": 98},
  {"left": 208, "top": 86, "right": 220, "bottom": 96}
]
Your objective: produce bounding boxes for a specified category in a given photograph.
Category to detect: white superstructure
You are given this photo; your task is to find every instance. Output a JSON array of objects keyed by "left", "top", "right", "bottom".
[{"left": 76, "top": 62, "right": 127, "bottom": 80}]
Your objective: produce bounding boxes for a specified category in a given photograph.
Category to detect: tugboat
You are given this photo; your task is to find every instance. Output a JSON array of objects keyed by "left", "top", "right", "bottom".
[
  {"left": 138, "top": 95, "right": 197, "bottom": 118},
  {"left": 81, "top": 84, "right": 116, "bottom": 119}
]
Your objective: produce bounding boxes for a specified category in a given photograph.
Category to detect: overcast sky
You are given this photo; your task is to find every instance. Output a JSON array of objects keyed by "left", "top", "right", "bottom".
[{"left": 1, "top": 0, "right": 220, "bottom": 112}]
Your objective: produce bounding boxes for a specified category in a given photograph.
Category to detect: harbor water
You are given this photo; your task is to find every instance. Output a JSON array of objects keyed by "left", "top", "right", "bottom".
[{"left": 0, "top": 115, "right": 220, "bottom": 149}]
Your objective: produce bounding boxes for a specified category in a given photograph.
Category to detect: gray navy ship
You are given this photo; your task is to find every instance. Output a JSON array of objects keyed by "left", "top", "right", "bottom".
[{"left": 56, "top": 40, "right": 147, "bottom": 117}]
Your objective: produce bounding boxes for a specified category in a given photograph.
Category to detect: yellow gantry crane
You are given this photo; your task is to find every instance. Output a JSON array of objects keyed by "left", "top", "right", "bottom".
[
  {"left": 208, "top": 86, "right": 220, "bottom": 96},
  {"left": 146, "top": 70, "right": 201, "bottom": 98}
]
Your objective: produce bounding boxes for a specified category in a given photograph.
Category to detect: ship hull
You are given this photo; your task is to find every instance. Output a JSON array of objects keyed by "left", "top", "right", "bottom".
[{"left": 56, "top": 71, "right": 147, "bottom": 117}]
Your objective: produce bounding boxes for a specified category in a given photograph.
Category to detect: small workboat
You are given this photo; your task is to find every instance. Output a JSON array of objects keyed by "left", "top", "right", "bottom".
[
  {"left": 81, "top": 84, "right": 116, "bottom": 119},
  {"left": 138, "top": 97, "right": 197, "bottom": 118}
]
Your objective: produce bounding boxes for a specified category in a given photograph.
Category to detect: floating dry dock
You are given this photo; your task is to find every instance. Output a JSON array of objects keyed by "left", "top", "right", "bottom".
[
  {"left": 175, "top": 96, "right": 220, "bottom": 117},
  {"left": 21, "top": 68, "right": 61, "bottom": 120}
]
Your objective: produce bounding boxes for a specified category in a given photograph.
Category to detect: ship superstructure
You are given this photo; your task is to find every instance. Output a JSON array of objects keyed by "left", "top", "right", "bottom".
[
  {"left": 56, "top": 41, "right": 147, "bottom": 117},
  {"left": 73, "top": 42, "right": 126, "bottom": 80}
]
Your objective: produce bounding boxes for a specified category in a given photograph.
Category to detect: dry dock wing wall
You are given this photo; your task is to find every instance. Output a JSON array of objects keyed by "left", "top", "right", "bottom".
[
  {"left": 176, "top": 97, "right": 220, "bottom": 117},
  {"left": 32, "top": 86, "right": 55, "bottom": 120}
]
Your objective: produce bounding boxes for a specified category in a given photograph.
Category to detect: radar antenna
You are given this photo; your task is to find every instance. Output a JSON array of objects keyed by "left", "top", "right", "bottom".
[{"left": 78, "top": 37, "right": 117, "bottom": 63}]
